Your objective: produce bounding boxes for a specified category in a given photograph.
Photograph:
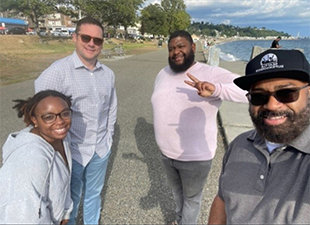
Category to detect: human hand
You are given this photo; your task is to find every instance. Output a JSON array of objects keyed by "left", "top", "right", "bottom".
[
  {"left": 60, "top": 219, "right": 69, "bottom": 225},
  {"left": 184, "top": 73, "right": 215, "bottom": 97}
]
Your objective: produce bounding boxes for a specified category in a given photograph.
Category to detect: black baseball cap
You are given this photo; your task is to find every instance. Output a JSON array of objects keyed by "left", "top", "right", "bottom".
[{"left": 234, "top": 49, "right": 310, "bottom": 90}]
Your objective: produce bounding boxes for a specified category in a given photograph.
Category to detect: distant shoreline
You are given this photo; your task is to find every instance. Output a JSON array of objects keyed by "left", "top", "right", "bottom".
[
  {"left": 201, "top": 36, "right": 308, "bottom": 64},
  {"left": 211, "top": 36, "right": 306, "bottom": 46}
]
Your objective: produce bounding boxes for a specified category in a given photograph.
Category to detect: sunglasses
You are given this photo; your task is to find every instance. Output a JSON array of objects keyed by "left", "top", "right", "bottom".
[
  {"left": 246, "top": 84, "right": 309, "bottom": 106},
  {"left": 36, "top": 110, "right": 72, "bottom": 124},
  {"left": 78, "top": 34, "right": 103, "bottom": 46}
]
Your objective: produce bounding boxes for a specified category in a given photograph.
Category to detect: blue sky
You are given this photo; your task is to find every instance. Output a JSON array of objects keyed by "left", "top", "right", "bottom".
[{"left": 145, "top": 0, "right": 310, "bottom": 37}]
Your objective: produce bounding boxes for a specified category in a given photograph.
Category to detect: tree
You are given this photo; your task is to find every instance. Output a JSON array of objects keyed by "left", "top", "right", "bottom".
[
  {"left": 173, "top": 10, "right": 191, "bottom": 32},
  {"left": 104, "top": 0, "right": 144, "bottom": 38},
  {"left": 68, "top": 0, "right": 111, "bottom": 23},
  {"left": 1, "top": 0, "right": 58, "bottom": 29},
  {"left": 187, "top": 21, "right": 290, "bottom": 38},
  {"left": 67, "top": 0, "right": 144, "bottom": 37},
  {"left": 119, "top": 0, "right": 144, "bottom": 37},
  {"left": 140, "top": 3, "right": 167, "bottom": 36},
  {"left": 161, "top": 0, "right": 190, "bottom": 34}
]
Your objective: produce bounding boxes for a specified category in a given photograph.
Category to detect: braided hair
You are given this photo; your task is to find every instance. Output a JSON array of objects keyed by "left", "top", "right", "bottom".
[{"left": 13, "top": 90, "right": 72, "bottom": 126}]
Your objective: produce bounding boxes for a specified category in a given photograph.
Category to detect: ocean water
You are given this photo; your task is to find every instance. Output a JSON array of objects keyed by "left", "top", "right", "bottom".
[{"left": 217, "top": 39, "right": 310, "bottom": 62}]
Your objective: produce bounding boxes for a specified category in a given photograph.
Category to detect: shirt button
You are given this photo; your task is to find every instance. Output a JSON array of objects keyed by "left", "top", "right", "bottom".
[
  {"left": 90, "top": 73, "right": 93, "bottom": 76},
  {"left": 260, "top": 175, "right": 264, "bottom": 180}
]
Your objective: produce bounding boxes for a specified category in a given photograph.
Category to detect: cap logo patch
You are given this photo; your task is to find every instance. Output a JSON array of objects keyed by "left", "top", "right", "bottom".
[{"left": 256, "top": 53, "right": 284, "bottom": 72}]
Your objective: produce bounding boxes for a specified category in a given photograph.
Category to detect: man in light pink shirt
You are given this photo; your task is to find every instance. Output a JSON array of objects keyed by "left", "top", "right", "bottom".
[{"left": 151, "top": 30, "right": 247, "bottom": 225}]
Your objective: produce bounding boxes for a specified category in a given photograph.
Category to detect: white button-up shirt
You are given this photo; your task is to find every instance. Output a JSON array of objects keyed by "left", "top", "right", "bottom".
[{"left": 35, "top": 51, "right": 117, "bottom": 166}]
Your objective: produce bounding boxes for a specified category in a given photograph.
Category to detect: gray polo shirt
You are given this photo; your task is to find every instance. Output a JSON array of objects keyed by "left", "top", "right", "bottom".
[{"left": 218, "top": 124, "right": 310, "bottom": 224}]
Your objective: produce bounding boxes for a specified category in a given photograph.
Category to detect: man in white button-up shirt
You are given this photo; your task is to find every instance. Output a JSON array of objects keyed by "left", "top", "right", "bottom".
[{"left": 35, "top": 17, "right": 117, "bottom": 225}]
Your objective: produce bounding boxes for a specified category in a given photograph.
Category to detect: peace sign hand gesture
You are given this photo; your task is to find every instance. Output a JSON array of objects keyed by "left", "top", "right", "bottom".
[{"left": 184, "top": 73, "right": 215, "bottom": 97}]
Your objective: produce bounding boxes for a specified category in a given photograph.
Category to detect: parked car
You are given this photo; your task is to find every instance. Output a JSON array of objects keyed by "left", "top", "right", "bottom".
[
  {"left": 127, "top": 34, "right": 138, "bottom": 39},
  {"left": 26, "top": 28, "right": 37, "bottom": 35},
  {"left": 50, "top": 27, "right": 61, "bottom": 36},
  {"left": 0, "top": 27, "right": 7, "bottom": 35},
  {"left": 60, "top": 29, "right": 70, "bottom": 37},
  {"left": 6, "top": 27, "right": 26, "bottom": 35},
  {"left": 51, "top": 31, "right": 61, "bottom": 36},
  {"left": 39, "top": 28, "right": 48, "bottom": 36}
]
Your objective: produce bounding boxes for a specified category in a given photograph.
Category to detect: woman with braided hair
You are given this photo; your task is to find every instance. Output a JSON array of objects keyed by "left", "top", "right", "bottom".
[{"left": 0, "top": 90, "right": 73, "bottom": 225}]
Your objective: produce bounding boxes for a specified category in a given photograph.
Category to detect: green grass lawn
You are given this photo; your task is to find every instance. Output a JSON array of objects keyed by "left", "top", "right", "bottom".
[{"left": 0, "top": 36, "right": 158, "bottom": 85}]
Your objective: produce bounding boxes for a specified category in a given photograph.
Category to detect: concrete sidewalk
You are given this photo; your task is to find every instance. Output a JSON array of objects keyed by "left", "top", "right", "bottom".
[
  {"left": 218, "top": 60, "right": 253, "bottom": 144},
  {"left": 197, "top": 42, "right": 253, "bottom": 144},
  {"left": 0, "top": 41, "right": 253, "bottom": 225}
]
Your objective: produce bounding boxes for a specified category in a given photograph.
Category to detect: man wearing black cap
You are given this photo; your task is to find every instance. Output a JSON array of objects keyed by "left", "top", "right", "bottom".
[{"left": 208, "top": 49, "right": 310, "bottom": 224}]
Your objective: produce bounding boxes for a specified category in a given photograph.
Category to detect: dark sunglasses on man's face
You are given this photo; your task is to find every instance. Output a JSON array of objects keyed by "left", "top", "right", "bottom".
[
  {"left": 78, "top": 34, "right": 103, "bottom": 46},
  {"left": 246, "top": 84, "right": 309, "bottom": 106}
]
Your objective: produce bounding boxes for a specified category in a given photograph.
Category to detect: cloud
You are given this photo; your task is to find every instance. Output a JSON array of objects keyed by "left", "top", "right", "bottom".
[
  {"left": 144, "top": 0, "right": 310, "bottom": 36},
  {"left": 221, "top": 20, "right": 231, "bottom": 25}
]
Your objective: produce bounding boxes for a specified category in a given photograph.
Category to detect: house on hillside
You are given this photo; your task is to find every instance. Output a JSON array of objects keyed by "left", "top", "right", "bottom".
[{"left": 191, "top": 34, "right": 199, "bottom": 41}]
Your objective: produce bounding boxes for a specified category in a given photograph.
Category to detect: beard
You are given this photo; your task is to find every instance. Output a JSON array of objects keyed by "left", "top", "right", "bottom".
[
  {"left": 169, "top": 49, "right": 195, "bottom": 73},
  {"left": 249, "top": 97, "right": 310, "bottom": 144}
]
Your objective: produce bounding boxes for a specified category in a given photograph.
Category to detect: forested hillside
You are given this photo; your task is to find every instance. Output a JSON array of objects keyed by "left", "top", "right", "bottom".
[{"left": 188, "top": 22, "right": 290, "bottom": 38}]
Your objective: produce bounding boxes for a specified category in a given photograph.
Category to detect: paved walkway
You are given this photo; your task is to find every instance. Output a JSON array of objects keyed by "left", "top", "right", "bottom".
[
  {"left": 217, "top": 60, "right": 253, "bottom": 145},
  {"left": 0, "top": 42, "right": 252, "bottom": 224},
  {"left": 97, "top": 43, "right": 225, "bottom": 224}
]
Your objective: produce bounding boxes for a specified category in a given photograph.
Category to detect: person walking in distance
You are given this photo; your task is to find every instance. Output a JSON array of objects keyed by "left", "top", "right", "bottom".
[
  {"left": 271, "top": 36, "right": 281, "bottom": 48},
  {"left": 35, "top": 17, "right": 117, "bottom": 224},
  {"left": 151, "top": 30, "right": 247, "bottom": 225}
]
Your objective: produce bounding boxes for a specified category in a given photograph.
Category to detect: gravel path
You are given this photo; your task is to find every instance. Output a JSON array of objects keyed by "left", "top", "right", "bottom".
[{"left": 0, "top": 43, "right": 225, "bottom": 224}]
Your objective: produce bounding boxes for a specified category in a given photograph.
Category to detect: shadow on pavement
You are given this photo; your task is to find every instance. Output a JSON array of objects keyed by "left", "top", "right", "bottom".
[{"left": 122, "top": 117, "right": 175, "bottom": 223}]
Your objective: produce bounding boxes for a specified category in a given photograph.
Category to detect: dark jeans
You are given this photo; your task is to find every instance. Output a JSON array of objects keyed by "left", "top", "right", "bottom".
[{"left": 161, "top": 154, "right": 212, "bottom": 224}]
